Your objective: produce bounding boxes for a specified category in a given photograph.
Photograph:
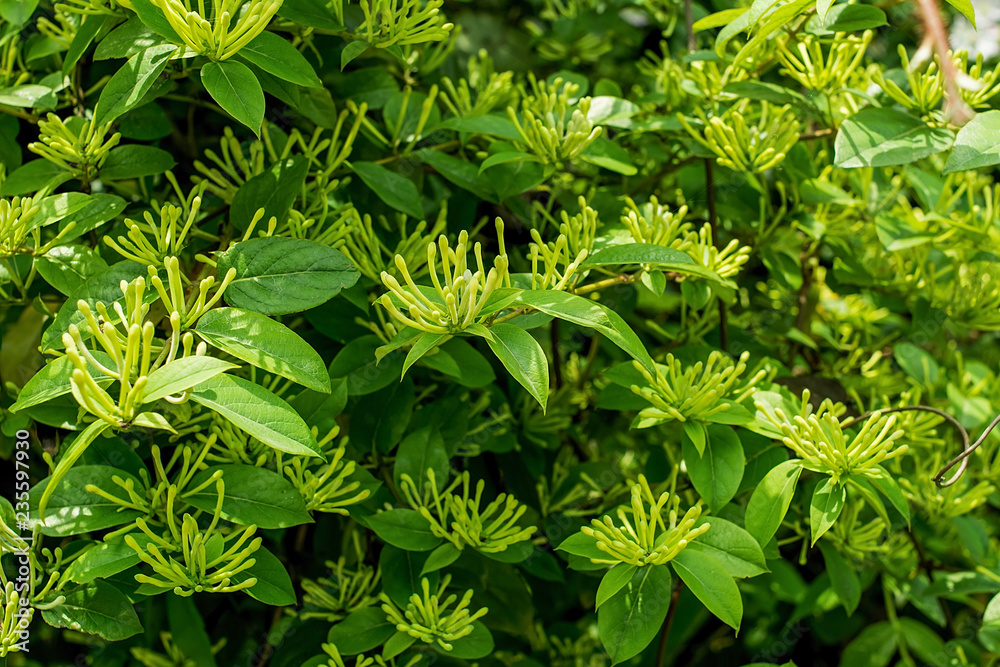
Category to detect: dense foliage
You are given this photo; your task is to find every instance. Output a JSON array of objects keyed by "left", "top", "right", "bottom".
[{"left": 2, "top": 0, "right": 1000, "bottom": 664}]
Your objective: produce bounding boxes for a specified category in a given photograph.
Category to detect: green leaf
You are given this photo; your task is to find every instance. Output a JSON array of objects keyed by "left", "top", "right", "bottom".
[
  {"left": 944, "top": 0, "right": 976, "bottom": 28},
  {"left": 683, "top": 424, "right": 744, "bottom": 513},
  {"left": 839, "top": 621, "right": 897, "bottom": 667},
  {"left": 745, "top": 460, "right": 802, "bottom": 547},
  {"left": 816, "top": 0, "right": 836, "bottom": 22},
  {"left": 366, "top": 508, "right": 443, "bottom": 551},
  {"left": 37, "top": 421, "right": 112, "bottom": 521},
  {"left": 64, "top": 14, "right": 115, "bottom": 74},
  {"left": 382, "top": 631, "right": 417, "bottom": 660},
  {"left": 10, "top": 353, "right": 113, "bottom": 413},
  {"left": 201, "top": 60, "right": 265, "bottom": 136},
  {"left": 421, "top": 543, "right": 463, "bottom": 574},
  {"left": 401, "top": 332, "right": 448, "bottom": 378},
  {"left": 331, "top": 335, "right": 404, "bottom": 395},
  {"left": 393, "top": 426, "right": 450, "bottom": 492},
  {"left": 820, "top": 4, "right": 887, "bottom": 32},
  {"left": 129, "top": 0, "right": 182, "bottom": 41},
  {"left": 819, "top": 540, "right": 861, "bottom": 615},
  {"left": 438, "top": 114, "right": 523, "bottom": 140},
  {"left": 835, "top": 108, "right": 954, "bottom": 168},
  {"left": 415, "top": 149, "right": 498, "bottom": 202},
  {"left": 328, "top": 607, "right": 398, "bottom": 655},
  {"left": 893, "top": 342, "right": 939, "bottom": 386},
  {"left": 230, "top": 156, "right": 310, "bottom": 231},
  {"left": 723, "top": 81, "right": 810, "bottom": 107},
  {"left": 897, "top": 618, "right": 947, "bottom": 667},
  {"left": 514, "top": 290, "right": 654, "bottom": 372},
  {"left": 870, "top": 466, "right": 910, "bottom": 525},
  {"left": 196, "top": 308, "right": 330, "bottom": 392},
  {"left": 167, "top": 595, "right": 218, "bottom": 667},
  {"left": 479, "top": 151, "right": 538, "bottom": 173},
  {"left": 556, "top": 532, "right": 606, "bottom": 561},
  {"left": 809, "top": 478, "right": 846, "bottom": 545},
  {"left": 582, "top": 243, "right": 729, "bottom": 284},
  {"left": 231, "top": 545, "right": 297, "bottom": 606},
  {"left": 579, "top": 137, "right": 638, "bottom": 175},
  {"left": 93, "top": 44, "right": 177, "bottom": 127},
  {"left": 64, "top": 534, "right": 153, "bottom": 584},
  {"left": 598, "top": 565, "right": 672, "bottom": 664},
  {"left": 672, "top": 549, "right": 742, "bottom": 631},
  {"left": 0, "top": 0, "right": 38, "bottom": 24},
  {"left": 42, "top": 580, "right": 142, "bottom": 641},
  {"left": 218, "top": 237, "right": 360, "bottom": 316},
  {"left": 682, "top": 420, "right": 707, "bottom": 455},
  {"left": 237, "top": 31, "right": 321, "bottom": 87},
  {"left": 190, "top": 374, "right": 323, "bottom": 458},
  {"left": 341, "top": 41, "right": 370, "bottom": 69},
  {"left": 684, "top": 517, "right": 768, "bottom": 579},
  {"left": 351, "top": 161, "right": 424, "bottom": 219},
  {"left": 277, "top": 0, "right": 345, "bottom": 30},
  {"left": 483, "top": 323, "right": 549, "bottom": 410},
  {"left": 143, "top": 356, "right": 237, "bottom": 403},
  {"left": 29, "top": 463, "right": 143, "bottom": 536},
  {"left": 596, "top": 563, "right": 637, "bottom": 609},
  {"left": 100, "top": 145, "right": 176, "bottom": 180},
  {"left": 35, "top": 245, "right": 109, "bottom": 296},
  {"left": 379, "top": 545, "right": 439, "bottom": 608},
  {"left": 185, "top": 464, "right": 313, "bottom": 529},
  {"left": 943, "top": 110, "right": 1000, "bottom": 173},
  {"left": 1, "top": 159, "right": 71, "bottom": 196},
  {"left": 448, "top": 621, "right": 495, "bottom": 659}
]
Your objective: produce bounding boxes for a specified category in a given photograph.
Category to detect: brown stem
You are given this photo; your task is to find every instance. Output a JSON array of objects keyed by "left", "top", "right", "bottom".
[
  {"left": 655, "top": 579, "right": 684, "bottom": 667},
  {"left": 914, "top": 0, "right": 973, "bottom": 125}
]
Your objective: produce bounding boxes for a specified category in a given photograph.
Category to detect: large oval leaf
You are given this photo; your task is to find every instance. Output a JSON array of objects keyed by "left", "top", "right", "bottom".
[
  {"left": 597, "top": 564, "right": 672, "bottom": 664},
  {"left": 185, "top": 464, "right": 313, "bottom": 529},
  {"left": 189, "top": 374, "right": 322, "bottom": 458},
  {"left": 218, "top": 237, "right": 360, "bottom": 316}
]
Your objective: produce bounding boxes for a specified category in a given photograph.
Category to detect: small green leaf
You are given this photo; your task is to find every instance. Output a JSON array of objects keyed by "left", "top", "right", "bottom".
[
  {"left": 42, "top": 580, "right": 142, "bottom": 641},
  {"left": 672, "top": 549, "right": 742, "bottom": 631},
  {"left": 556, "top": 531, "right": 606, "bottom": 561},
  {"left": 185, "top": 464, "right": 313, "bottom": 529},
  {"left": 809, "top": 477, "right": 846, "bottom": 545},
  {"left": 944, "top": 110, "right": 1000, "bottom": 173},
  {"left": 839, "top": 621, "right": 897, "bottom": 667},
  {"left": 351, "top": 161, "right": 424, "bottom": 219},
  {"left": 93, "top": 44, "right": 177, "bottom": 127},
  {"left": 684, "top": 517, "right": 768, "bottom": 579},
  {"left": 327, "top": 607, "right": 397, "bottom": 654},
  {"left": 835, "top": 108, "right": 954, "bottom": 168},
  {"left": 421, "top": 543, "right": 462, "bottom": 574},
  {"left": 745, "top": 460, "right": 802, "bottom": 547},
  {"left": 190, "top": 374, "right": 323, "bottom": 458},
  {"left": 143, "top": 356, "right": 237, "bottom": 403},
  {"left": 448, "top": 621, "right": 495, "bottom": 659},
  {"left": 201, "top": 60, "right": 265, "bottom": 136},
  {"left": 237, "top": 31, "right": 321, "bottom": 87},
  {"left": 684, "top": 424, "right": 744, "bottom": 512},
  {"left": 231, "top": 546, "right": 297, "bottom": 606},
  {"left": 393, "top": 426, "right": 449, "bottom": 493},
  {"left": 819, "top": 540, "right": 861, "bottom": 615},
  {"left": 341, "top": 41, "right": 370, "bottom": 69},
  {"left": 596, "top": 563, "right": 637, "bottom": 608},
  {"left": 943, "top": 0, "right": 975, "bottom": 28},
  {"left": 598, "top": 565, "right": 672, "bottom": 664},
  {"left": 99, "top": 145, "right": 176, "bottom": 180},
  {"left": 579, "top": 137, "right": 638, "bottom": 175},
  {"left": 366, "top": 508, "right": 443, "bottom": 551},
  {"left": 37, "top": 421, "right": 111, "bottom": 520},
  {"left": 483, "top": 323, "right": 549, "bottom": 410},
  {"left": 218, "top": 237, "right": 360, "bottom": 316},
  {"left": 196, "top": 307, "right": 330, "bottom": 392}
]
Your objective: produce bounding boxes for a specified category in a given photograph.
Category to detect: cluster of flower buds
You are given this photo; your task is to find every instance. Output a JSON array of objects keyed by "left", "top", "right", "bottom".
[
  {"left": 378, "top": 220, "right": 509, "bottom": 334},
  {"left": 356, "top": 0, "right": 453, "bottom": 48},
  {"left": 632, "top": 351, "right": 764, "bottom": 426},
  {"left": 509, "top": 76, "right": 602, "bottom": 165},
  {"left": 638, "top": 42, "right": 689, "bottom": 110},
  {"left": 440, "top": 50, "right": 516, "bottom": 117},
  {"left": 298, "top": 558, "right": 381, "bottom": 622},
  {"left": 679, "top": 102, "right": 799, "bottom": 174},
  {"left": 319, "top": 643, "right": 380, "bottom": 667},
  {"left": 777, "top": 31, "right": 873, "bottom": 91},
  {"left": 194, "top": 127, "right": 269, "bottom": 201},
  {"left": 106, "top": 184, "right": 207, "bottom": 267},
  {"left": 153, "top": 0, "right": 280, "bottom": 60},
  {"left": 149, "top": 257, "right": 237, "bottom": 329},
  {"left": 400, "top": 469, "right": 536, "bottom": 553},
  {"left": 0, "top": 196, "right": 42, "bottom": 259},
  {"left": 126, "top": 479, "right": 261, "bottom": 596},
  {"left": 28, "top": 114, "right": 120, "bottom": 178},
  {"left": 63, "top": 277, "right": 157, "bottom": 428},
  {"left": 338, "top": 207, "right": 447, "bottom": 282},
  {"left": 758, "top": 395, "right": 907, "bottom": 484},
  {"left": 282, "top": 443, "right": 370, "bottom": 514},
  {"left": 381, "top": 575, "right": 488, "bottom": 651},
  {"left": 580, "top": 475, "right": 709, "bottom": 567},
  {"left": 529, "top": 230, "right": 588, "bottom": 291},
  {"left": 685, "top": 223, "right": 751, "bottom": 279},
  {"left": 0, "top": 582, "right": 31, "bottom": 657},
  {"left": 622, "top": 195, "right": 691, "bottom": 248}
]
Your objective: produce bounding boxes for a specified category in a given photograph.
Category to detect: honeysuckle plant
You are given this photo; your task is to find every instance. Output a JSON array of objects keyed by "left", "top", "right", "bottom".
[{"left": 5, "top": 0, "right": 1000, "bottom": 665}]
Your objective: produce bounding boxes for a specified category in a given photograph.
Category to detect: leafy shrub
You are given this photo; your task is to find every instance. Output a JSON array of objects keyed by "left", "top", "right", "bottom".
[{"left": 1, "top": 0, "right": 1000, "bottom": 665}]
